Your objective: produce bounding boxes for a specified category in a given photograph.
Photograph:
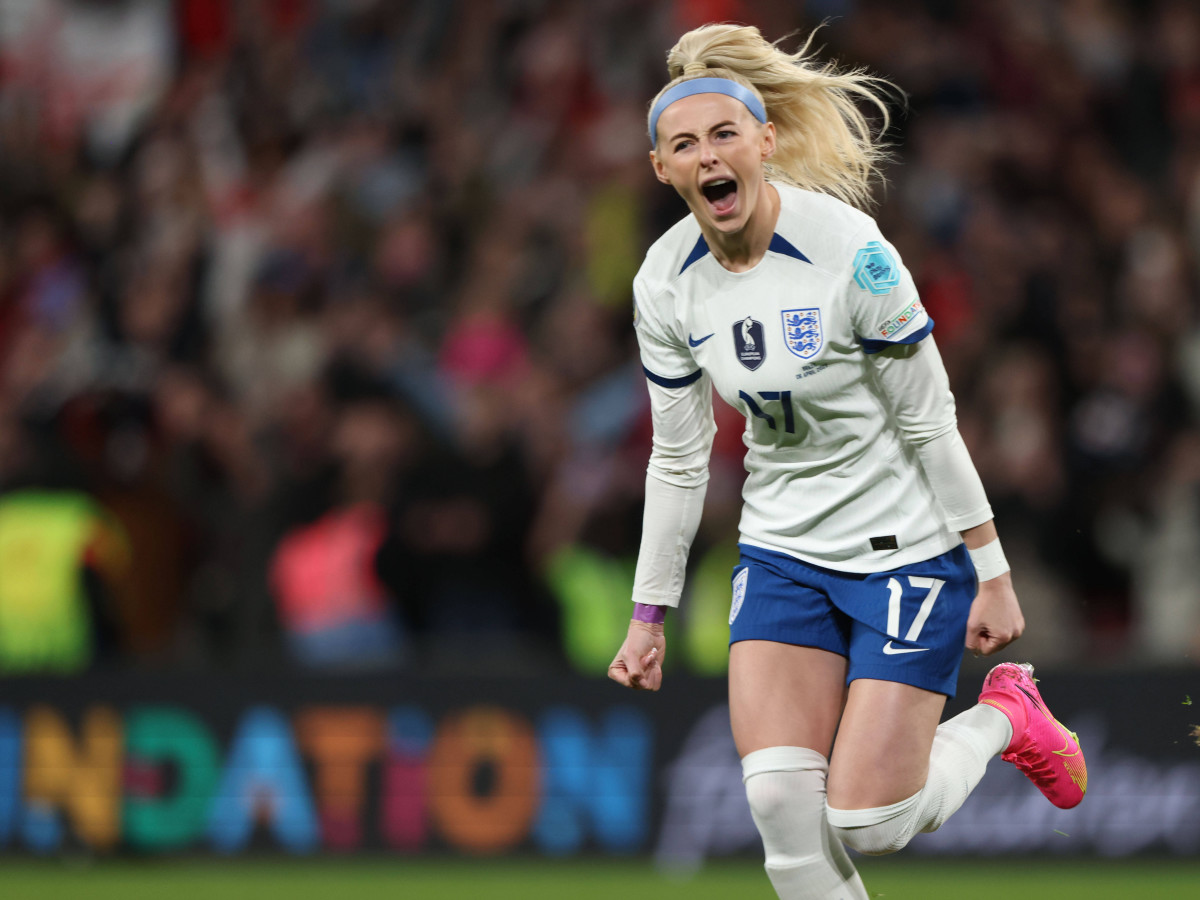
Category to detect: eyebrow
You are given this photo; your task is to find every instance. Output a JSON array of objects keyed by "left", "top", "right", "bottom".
[{"left": 666, "top": 120, "right": 738, "bottom": 144}]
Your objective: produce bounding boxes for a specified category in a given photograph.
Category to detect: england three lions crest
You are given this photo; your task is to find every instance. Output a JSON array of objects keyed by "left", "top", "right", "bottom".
[{"left": 782, "top": 308, "right": 823, "bottom": 360}]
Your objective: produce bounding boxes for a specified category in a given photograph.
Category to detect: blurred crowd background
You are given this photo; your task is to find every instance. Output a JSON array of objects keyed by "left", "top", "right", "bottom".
[{"left": 1, "top": 0, "right": 1199, "bottom": 677}]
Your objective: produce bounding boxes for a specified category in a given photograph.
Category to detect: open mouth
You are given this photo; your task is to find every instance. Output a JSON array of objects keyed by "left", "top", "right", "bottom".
[{"left": 701, "top": 179, "right": 738, "bottom": 216}]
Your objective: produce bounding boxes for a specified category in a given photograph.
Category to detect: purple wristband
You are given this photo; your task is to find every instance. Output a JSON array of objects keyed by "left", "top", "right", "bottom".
[{"left": 633, "top": 602, "right": 668, "bottom": 624}]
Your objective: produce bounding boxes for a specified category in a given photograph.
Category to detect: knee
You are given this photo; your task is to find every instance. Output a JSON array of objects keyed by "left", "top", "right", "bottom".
[
  {"left": 827, "top": 821, "right": 906, "bottom": 856},
  {"left": 744, "top": 768, "right": 821, "bottom": 837},
  {"left": 826, "top": 794, "right": 922, "bottom": 856},
  {"left": 742, "top": 747, "right": 867, "bottom": 894},
  {"left": 741, "top": 746, "right": 830, "bottom": 858},
  {"left": 742, "top": 748, "right": 827, "bottom": 834}
]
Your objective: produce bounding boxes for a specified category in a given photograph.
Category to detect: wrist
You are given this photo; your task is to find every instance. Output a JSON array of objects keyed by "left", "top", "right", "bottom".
[
  {"left": 968, "top": 538, "right": 1010, "bottom": 581},
  {"left": 633, "top": 602, "right": 668, "bottom": 625}
]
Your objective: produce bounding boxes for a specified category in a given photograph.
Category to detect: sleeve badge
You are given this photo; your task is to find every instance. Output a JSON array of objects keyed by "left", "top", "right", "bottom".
[{"left": 853, "top": 241, "right": 901, "bottom": 295}]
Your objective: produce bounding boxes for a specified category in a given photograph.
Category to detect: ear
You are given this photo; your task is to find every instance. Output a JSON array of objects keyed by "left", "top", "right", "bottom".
[
  {"left": 760, "top": 121, "right": 777, "bottom": 161},
  {"left": 650, "top": 150, "right": 672, "bottom": 185}
]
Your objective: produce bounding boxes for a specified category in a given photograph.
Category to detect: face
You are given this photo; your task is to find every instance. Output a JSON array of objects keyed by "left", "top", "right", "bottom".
[{"left": 650, "top": 92, "right": 776, "bottom": 236}]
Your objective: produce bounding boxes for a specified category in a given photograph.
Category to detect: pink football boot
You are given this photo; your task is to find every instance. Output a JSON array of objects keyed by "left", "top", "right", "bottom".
[{"left": 979, "top": 662, "right": 1087, "bottom": 809}]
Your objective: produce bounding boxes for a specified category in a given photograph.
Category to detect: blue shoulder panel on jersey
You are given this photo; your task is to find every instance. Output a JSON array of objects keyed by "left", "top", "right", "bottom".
[
  {"left": 860, "top": 317, "right": 935, "bottom": 354},
  {"left": 680, "top": 235, "right": 710, "bottom": 273},
  {"left": 768, "top": 233, "right": 811, "bottom": 263},
  {"left": 643, "top": 366, "right": 703, "bottom": 388}
]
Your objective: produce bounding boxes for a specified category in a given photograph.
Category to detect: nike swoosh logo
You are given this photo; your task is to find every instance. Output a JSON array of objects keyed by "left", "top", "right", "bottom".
[
  {"left": 882, "top": 641, "right": 929, "bottom": 655},
  {"left": 1016, "top": 684, "right": 1080, "bottom": 757},
  {"left": 688, "top": 332, "right": 715, "bottom": 347}
]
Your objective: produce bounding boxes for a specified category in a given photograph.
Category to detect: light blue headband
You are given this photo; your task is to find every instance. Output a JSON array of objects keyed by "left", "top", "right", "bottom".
[{"left": 649, "top": 77, "right": 768, "bottom": 147}]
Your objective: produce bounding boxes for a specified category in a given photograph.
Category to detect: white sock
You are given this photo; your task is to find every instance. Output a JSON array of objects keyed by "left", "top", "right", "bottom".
[
  {"left": 826, "top": 703, "right": 1011, "bottom": 855},
  {"left": 742, "top": 746, "right": 869, "bottom": 900}
]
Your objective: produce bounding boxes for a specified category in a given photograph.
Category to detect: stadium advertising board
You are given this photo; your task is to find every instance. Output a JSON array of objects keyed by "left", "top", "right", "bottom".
[
  {"left": 0, "top": 704, "right": 653, "bottom": 855},
  {"left": 0, "top": 670, "right": 677, "bottom": 857},
  {"left": 0, "top": 669, "right": 1197, "bottom": 859}
]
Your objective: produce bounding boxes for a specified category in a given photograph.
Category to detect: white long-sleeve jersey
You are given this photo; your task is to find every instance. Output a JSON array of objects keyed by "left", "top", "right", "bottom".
[{"left": 631, "top": 184, "right": 991, "bottom": 606}]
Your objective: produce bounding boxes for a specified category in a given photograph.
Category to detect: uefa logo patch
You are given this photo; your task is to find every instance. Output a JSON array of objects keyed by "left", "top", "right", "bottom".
[
  {"left": 782, "top": 308, "right": 823, "bottom": 359},
  {"left": 733, "top": 317, "right": 765, "bottom": 370},
  {"left": 730, "top": 567, "right": 749, "bottom": 624},
  {"left": 853, "top": 241, "right": 901, "bottom": 295}
]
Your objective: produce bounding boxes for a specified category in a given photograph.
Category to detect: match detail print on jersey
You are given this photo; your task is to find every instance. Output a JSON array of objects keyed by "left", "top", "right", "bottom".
[
  {"left": 781, "top": 308, "right": 823, "bottom": 359},
  {"left": 734, "top": 317, "right": 766, "bottom": 370}
]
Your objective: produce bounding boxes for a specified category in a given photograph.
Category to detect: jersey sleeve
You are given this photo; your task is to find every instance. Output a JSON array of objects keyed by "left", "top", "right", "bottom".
[
  {"left": 630, "top": 277, "right": 715, "bottom": 607},
  {"left": 869, "top": 337, "right": 994, "bottom": 532},
  {"left": 630, "top": 371, "right": 716, "bottom": 607},
  {"left": 633, "top": 280, "right": 702, "bottom": 388},
  {"left": 843, "top": 222, "right": 933, "bottom": 354}
]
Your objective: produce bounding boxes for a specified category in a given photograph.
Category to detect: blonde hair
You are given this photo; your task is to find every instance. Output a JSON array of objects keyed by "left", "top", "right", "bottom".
[{"left": 651, "top": 24, "right": 897, "bottom": 209}]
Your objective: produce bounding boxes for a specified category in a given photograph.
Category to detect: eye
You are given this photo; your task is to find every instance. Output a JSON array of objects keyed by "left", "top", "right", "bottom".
[
  {"left": 673, "top": 139, "right": 693, "bottom": 152},
  {"left": 715, "top": 129, "right": 736, "bottom": 140}
]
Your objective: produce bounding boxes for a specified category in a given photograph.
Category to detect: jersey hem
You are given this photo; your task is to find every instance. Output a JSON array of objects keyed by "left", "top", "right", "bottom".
[
  {"left": 630, "top": 591, "right": 682, "bottom": 608},
  {"left": 943, "top": 505, "right": 994, "bottom": 532},
  {"left": 643, "top": 366, "right": 702, "bottom": 388},
  {"left": 861, "top": 318, "right": 935, "bottom": 354},
  {"left": 736, "top": 532, "right": 961, "bottom": 575}
]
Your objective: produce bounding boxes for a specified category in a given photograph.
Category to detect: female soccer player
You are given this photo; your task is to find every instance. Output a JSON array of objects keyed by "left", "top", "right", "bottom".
[{"left": 608, "top": 24, "right": 1087, "bottom": 900}]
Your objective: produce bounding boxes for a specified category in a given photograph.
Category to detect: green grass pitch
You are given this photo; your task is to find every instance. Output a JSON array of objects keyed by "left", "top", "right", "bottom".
[{"left": 0, "top": 857, "right": 1197, "bottom": 899}]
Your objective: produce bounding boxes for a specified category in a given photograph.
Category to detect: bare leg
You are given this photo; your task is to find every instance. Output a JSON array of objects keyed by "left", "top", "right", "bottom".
[
  {"left": 827, "top": 679, "right": 946, "bottom": 809},
  {"left": 827, "top": 678, "right": 1010, "bottom": 855},
  {"left": 731, "top": 641, "right": 866, "bottom": 900},
  {"left": 729, "top": 640, "right": 847, "bottom": 756}
]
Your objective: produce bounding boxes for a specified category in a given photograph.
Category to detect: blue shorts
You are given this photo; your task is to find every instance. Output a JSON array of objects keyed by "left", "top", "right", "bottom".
[{"left": 728, "top": 542, "right": 976, "bottom": 697}]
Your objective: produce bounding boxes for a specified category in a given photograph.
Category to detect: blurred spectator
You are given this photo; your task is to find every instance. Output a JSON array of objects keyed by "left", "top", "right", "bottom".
[
  {"left": 0, "top": 413, "right": 129, "bottom": 673},
  {"left": 373, "top": 373, "right": 557, "bottom": 666},
  {"left": 0, "top": 0, "right": 172, "bottom": 165}
]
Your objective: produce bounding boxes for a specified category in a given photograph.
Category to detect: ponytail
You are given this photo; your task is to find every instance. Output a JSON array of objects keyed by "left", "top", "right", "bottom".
[{"left": 650, "top": 24, "right": 898, "bottom": 209}]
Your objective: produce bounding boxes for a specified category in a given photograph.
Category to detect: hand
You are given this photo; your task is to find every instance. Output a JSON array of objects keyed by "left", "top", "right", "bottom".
[
  {"left": 608, "top": 620, "right": 666, "bottom": 691},
  {"left": 965, "top": 572, "right": 1024, "bottom": 657}
]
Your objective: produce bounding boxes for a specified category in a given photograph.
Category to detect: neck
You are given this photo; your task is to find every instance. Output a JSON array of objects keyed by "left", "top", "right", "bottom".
[{"left": 702, "top": 181, "right": 780, "bottom": 273}]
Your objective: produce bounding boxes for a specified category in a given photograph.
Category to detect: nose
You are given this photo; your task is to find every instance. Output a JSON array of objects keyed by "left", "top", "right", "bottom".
[{"left": 699, "top": 137, "right": 719, "bottom": 167}]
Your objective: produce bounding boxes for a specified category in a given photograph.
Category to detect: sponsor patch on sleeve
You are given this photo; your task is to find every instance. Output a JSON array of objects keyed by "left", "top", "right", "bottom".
[{"left": 877, "top": 298, "right": 925, "bottom": 339}]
